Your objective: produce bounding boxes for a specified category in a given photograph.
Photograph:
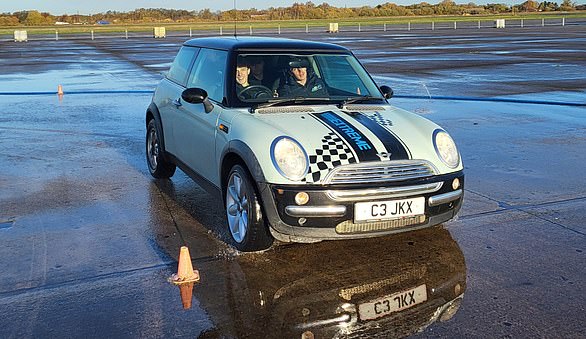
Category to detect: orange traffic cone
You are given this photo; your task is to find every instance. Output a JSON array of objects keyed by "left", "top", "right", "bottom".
[
  {"left": 179, "top": 282, "right": 195, "bottom": 309},
  {"left": 170, "top": 246, "right": 200, "bottom": 285},
  {"left": 57, "top": 84, "right": 64, "bottom": 95}
]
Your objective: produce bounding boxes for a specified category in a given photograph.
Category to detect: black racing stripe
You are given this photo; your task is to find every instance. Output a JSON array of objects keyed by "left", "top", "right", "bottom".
[
  {"left": 348, "top": 112, "right": 410, "bottom": 160},
  {"left": 312, "top": 112, "right": 379, "bottom": 162}
]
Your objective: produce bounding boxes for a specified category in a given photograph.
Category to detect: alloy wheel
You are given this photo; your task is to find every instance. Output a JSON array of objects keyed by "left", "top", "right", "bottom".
[
  {"left": 226, "top": 172, "right": 249, "bottom": 243},
  {"left": 147, "top": 127, "right": 159, "bottom": 170}
]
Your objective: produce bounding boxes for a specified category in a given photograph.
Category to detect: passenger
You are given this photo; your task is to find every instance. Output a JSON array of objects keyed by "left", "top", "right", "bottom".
[
  {"left": 277, "top": 58, "right": 328, "bottom": 98},
  {"left": 248, "top": 57, "right": 281, "bottom": 96},
  {"left": 248, "top": 57, "right": 266, "bottom": 86}
]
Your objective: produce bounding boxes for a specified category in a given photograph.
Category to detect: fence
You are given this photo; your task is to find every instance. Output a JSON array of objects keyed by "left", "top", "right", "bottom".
[{"left": 4, "top": 17, "right": 586, "bottom": 42}]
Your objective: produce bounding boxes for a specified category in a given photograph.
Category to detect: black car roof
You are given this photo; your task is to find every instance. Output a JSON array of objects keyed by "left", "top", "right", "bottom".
[{"left": 183, "top": 36, "right": 350, "bottom": 53}]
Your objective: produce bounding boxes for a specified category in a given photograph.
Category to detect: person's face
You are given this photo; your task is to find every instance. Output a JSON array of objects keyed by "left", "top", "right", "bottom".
[
  {"left": 236, "top": 66, "right": 250, "bottom": 85},
  {"left": 250, "top": 61, "right": 264, "bottom": 77},
  {"left": 291, "top": 67, "right": 307, "bottom": 83}
]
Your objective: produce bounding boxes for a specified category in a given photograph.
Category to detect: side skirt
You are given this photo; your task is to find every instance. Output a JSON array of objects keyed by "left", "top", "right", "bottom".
[{"left": 166, "top": 152, "right": 223, "bottom": 202}]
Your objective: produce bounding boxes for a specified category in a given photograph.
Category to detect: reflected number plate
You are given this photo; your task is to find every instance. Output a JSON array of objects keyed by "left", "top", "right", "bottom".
[
  {"left": 354, "top": 197, "right": 425, "bottom": 222},
  {"left": 358, "top": 284, "right": 427, "bottom": 321}
]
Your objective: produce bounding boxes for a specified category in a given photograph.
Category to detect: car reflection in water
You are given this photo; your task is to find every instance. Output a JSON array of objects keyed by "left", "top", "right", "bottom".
[{"left": 193, "top": 226, "right": 466, "bottom": 338}]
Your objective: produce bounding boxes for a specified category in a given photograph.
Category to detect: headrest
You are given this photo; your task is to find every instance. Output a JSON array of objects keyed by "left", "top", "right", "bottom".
[
  {"left": 248, "top": 56, "right": 264, "bottom": 65},
  {"left": 288, "top": 58, "right": 309, "bottom": 68},
  {"left": 236, "top": 57, "right": 249, "bottom": 67}
]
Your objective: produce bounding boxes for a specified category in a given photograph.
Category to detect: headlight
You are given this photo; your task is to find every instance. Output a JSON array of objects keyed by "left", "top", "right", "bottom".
[
  {"left": 270, "top": 136, "right": 309, "bottom": 181},
  {"left": 433, "top": 130, "right": 460, "bottom": 168}
]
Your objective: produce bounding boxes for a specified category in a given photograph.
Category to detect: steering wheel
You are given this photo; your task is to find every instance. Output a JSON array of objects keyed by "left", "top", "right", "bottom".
[{"left": 238, "top": 85, "right": 273, "bottom": 99}]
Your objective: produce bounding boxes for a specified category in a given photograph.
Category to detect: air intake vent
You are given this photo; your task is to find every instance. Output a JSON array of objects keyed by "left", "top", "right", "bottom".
[
  {"left": 335, "top": 215, "right": 426, "bottom": 234},
  {"left": 344, "top": 105, "right": 387, "bottom": 111},
  {"left": 256, "top": 107, "right": 315, "bottom": 114}
]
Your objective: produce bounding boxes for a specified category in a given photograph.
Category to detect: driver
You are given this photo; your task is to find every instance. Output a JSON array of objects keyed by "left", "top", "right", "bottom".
[
  {"left": 235, "top": 59, "right": 252, "bottom": 99},
  {"left": 277, "top": 57, "right": 328, "bottom": 98},
  {"left": 236, "top": 57, "right": 276, "bottom": 100}
]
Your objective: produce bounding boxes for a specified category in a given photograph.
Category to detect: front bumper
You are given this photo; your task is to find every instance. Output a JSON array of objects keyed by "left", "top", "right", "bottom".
[{"left": 259, "top": 171, "right": 464, "bottom": 243}]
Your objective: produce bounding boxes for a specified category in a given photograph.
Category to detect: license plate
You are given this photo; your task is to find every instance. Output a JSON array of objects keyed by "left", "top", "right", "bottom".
[
  {"left": 358, "top": 284, "right": 427, "bottom": 321},
  {"left": 354, "top": 197, "right": 425, "bottom": 222}
]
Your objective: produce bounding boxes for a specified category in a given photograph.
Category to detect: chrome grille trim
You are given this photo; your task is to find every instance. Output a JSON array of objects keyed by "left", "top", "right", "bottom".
[
  {"left": 428, "top": 189, "right": 463, "bottom": 207},
  {"left": 327, "top": 182, "right": 443, "bottom": 202},
  {"left": 285, "top": 205, "right": 347, "bottom": 217},
  {"left": 335, "top": 215, "right": 426, "bottom": 234},
  {"left": 323, "top": 160, "right": 437, "bottom": 185}
]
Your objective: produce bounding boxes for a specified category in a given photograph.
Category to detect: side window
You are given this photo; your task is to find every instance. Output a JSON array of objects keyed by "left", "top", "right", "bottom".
[
  {"left": 167, "top": 47, "right": 199, "bottom": 86},
  {"left": 187, "top": 48, "right": 228, "bottom": 103}
]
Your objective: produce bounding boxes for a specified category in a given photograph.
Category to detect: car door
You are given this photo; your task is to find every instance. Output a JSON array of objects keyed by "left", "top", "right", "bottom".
[
  {"left": 156, "top": 46, "right": 199, "bottom": 156},
  {"left": 173, "top": 48, "right": 228, "bottom": 186}
]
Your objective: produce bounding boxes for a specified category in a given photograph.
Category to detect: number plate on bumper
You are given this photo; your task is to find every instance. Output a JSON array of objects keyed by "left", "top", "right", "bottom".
[
  {"left": 358, "top": 284, "right": 427, "bottom": 321},
  {"left": 354, "top": 197, "right": 425, "bottom": 223}
]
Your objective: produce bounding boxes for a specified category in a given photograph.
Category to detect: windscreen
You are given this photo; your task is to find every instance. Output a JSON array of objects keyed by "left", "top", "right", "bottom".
[{"left": 234, "top": 53, "right": 383, "bottom": 103}]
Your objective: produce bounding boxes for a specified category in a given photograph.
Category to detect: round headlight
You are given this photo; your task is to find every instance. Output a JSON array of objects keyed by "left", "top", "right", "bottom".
[
  {"left": 271, "top": 137, "right": 308, "bottom": 181},
  {"left": 433, "top": 130, "right": 460, "bottom": 168}
]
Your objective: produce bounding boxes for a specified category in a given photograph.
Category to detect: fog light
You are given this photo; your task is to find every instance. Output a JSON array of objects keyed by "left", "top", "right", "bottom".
[
  {"left": 295, "top": 192, "right": 310, "bottom": 205},
  {"left": 452, "top": 178, "right": 460, "bottom": 190}
]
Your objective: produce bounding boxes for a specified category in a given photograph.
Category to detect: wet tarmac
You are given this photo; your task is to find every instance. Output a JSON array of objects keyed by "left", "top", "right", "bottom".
[{"left": 0, "top": 25, "right": 585, "bottom": 338}]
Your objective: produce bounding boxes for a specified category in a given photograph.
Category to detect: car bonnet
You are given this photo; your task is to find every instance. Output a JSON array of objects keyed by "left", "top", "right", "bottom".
[{"left": 253, "top": 105, "right": 459, "bottom": 184}]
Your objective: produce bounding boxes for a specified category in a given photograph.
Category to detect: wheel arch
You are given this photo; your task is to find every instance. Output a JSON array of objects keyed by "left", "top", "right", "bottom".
[
  {"left": 146, "top": 103, "right": 168, "bottom": 154},
  {"left": 221, "top": 144, "right": 274, "bottom": 251},
  {"left": 220, "top": 140, "right": 267, "bottom": 200}
]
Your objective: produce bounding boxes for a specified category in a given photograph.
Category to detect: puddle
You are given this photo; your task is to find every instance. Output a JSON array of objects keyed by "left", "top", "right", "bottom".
[
  {"left": 0, "top": 220, "right": 14, "bottom": 229},
  {"left": 184, "top": 227, "right": 467, "bottom": 338},
  {"left": 144, "top": 62, "right": 172, "bottom": 68}
]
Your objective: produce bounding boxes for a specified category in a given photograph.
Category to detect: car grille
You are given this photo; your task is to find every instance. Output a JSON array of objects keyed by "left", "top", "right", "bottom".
[
  {"left": 323, "top": 160, "right": 437, "bottom": 185},
  {"left": 335, "top": 215, "right": 426, "bottom": 234},
  {"left": 338, "top": 265, "right": 427, "bottom": 301}
]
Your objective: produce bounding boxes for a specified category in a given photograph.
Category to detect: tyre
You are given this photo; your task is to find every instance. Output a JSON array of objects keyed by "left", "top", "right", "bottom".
[
  {"left": 225, "top": 164, "right": 273, "bottom": 251},
  {"left": 146, "top": 119, "right": 176, "bottom": 178}
]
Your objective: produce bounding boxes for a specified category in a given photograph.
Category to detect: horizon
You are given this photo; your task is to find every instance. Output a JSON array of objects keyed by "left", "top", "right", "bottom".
[{"left": 1, "top": 0, "right": 553, "bottom": 16}]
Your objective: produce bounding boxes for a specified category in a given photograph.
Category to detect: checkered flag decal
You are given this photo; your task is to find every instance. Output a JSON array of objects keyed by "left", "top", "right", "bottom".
[
  {"left": 364, "top": 111, "right": 393, "bottom": 128},
  {"left": 306, "top": 132, "right": 356, "bottom": 183}
]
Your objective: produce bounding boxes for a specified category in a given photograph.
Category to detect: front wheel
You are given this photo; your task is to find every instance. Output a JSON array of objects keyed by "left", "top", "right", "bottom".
[
  {"left": 225, "top": 165, "right": 273, "bottom": 251},
  {"left": 146, "top": 119, "right": 176, "bottom": 178}
]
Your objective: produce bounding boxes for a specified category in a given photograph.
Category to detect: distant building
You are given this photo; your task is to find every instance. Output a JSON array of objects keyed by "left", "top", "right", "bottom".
[{"left": 55, "top": 21, "right": 70, "bottom": 25}]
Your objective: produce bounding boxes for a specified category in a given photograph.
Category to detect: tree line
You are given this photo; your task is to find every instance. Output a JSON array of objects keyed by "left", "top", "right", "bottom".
[{"left": 0, "top": 0, "right": 581, "bottom": 26}]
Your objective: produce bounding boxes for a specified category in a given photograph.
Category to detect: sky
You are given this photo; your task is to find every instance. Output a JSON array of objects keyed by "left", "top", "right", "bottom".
[{"left": 1, "top": 0, "right": 524, "bottom": 15}]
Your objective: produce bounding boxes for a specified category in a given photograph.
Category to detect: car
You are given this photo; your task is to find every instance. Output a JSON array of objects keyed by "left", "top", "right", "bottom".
[{"left": 145, "top": 36, "right": 464, "bottom": 251}]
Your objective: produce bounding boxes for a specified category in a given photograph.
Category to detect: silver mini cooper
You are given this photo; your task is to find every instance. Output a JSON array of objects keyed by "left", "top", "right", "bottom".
[{"left": 146, "top": 37, "right": 463, "bottom": 251}]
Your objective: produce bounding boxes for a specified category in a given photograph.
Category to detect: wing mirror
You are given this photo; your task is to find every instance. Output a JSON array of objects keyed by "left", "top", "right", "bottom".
[
  {"left": 182, "top": 88, "right": 214, "bottom": 113},
  {"left": 380, "top": 85, "right": 394, "bottom": 99}
]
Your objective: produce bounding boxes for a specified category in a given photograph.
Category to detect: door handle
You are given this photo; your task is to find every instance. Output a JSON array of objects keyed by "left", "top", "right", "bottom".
[{"left": 172, "top": 98, "right": 182, "bottom": 107}]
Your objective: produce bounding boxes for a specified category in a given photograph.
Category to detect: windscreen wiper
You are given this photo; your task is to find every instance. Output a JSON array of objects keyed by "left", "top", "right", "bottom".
[
  {"left": 337, "top": 96, "right": 384, "bottom": 108},
  {"left": 252, "top": 97, "right": 331, "bottom": 111}
]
